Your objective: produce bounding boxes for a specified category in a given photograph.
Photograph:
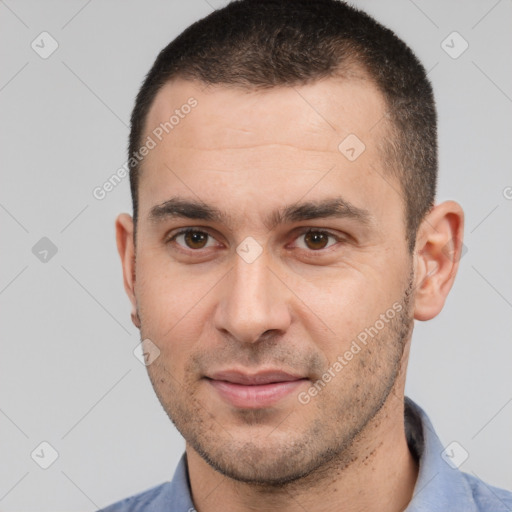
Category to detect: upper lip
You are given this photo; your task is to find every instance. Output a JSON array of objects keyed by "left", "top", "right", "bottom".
[{"left": 206, "top": 369, "right": 306, "bottom": 385}]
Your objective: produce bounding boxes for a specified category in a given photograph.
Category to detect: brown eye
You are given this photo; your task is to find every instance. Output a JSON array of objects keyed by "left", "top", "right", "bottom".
[
  {"left": 304, "top": 231, "right": 330, "bottom": 250},
  {"left": 171, "top": 229, "right": 215, "bottom": 250},
  {"left": 184, "top": 230, "right": 209, "bottom": 249},
  {"left": 295, "top": 230, "right": 339, "bottom": 251}
]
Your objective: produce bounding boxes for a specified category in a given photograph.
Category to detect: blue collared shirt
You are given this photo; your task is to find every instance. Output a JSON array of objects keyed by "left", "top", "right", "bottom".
[{"left": 101, "top": 398, "right": 512, "bottom": 511}]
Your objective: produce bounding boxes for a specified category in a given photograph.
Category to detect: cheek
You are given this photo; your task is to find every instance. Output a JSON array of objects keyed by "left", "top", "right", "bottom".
[
  {"left": 135, "top": 254, "right": 213, "bottom": 349},
  {"left": 296, "top": 266, "right": 403, "bottom": 356}
]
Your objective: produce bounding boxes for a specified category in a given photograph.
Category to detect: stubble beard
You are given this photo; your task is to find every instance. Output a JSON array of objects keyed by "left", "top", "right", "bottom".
[{"left": 143, "top": 273, "right": 415, "bottom": 488}]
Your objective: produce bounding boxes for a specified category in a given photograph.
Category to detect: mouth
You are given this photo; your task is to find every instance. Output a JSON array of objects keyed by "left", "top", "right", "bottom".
[{"left": 205, "top": 369, "right": 308, "bottom": 409}]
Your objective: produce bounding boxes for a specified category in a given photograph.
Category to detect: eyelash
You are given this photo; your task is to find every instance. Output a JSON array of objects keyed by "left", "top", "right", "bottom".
[{"left": 166, "top": 227, "right": 345, "bottom": 255}]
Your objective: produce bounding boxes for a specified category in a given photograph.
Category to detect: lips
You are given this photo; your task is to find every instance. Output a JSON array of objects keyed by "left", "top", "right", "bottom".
[
  {"left": 208, "top": 370, "right": 304, "bottom": 385},
  {"left": 205, "top": 369, "right": 307, "bottom": 408}
]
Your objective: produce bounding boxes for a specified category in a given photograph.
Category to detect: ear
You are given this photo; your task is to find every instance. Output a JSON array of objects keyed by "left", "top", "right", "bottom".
[
  {"left": 412, "top": 200, "right": 465, "bottom": 321},
  {"left": 115, "top": 213, "right": 141, "bottom": 329}
]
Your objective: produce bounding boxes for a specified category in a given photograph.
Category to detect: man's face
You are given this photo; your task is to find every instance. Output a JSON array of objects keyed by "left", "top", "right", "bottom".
[{"left": 131, "top": 76, "right": 415, "bottom": 484}]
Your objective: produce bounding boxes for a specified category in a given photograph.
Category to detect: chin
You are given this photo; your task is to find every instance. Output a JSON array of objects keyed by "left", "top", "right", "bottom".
[
  {"left": 188, "top": 425, "right": 342, "bottom": 487},
  {"left": 202, "top": 450, "right": 314, "bottom": 486}
]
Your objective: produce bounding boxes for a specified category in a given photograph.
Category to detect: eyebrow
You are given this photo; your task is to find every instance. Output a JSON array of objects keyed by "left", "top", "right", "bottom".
[{"left": 148, "top": 196, "right": 373, "bottom": 230}]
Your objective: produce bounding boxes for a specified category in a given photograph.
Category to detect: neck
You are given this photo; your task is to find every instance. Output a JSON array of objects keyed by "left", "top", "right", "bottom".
[{"left": 186, "top": 391, "right": 418, "bottom": 512}]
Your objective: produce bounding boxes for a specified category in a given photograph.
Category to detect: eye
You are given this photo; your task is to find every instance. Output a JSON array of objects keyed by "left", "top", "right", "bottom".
[
  {"left": 294, "top": 229, "right": 341, "bottom": 251},
  {"left": 168, "top": 228, "right": 218, "bottom": 250}
]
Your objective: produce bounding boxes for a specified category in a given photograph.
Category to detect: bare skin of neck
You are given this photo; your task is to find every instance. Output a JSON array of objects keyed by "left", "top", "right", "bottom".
[{"left": 187, "top": 343, "right": 418, "bottom": 512}]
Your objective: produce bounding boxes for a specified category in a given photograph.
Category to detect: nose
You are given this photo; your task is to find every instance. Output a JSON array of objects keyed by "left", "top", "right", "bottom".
[{"left": 213, "top": 247, "right": 292, "bottom": 344}]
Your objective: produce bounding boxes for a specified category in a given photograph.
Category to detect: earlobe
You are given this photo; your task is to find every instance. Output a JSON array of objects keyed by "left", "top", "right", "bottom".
[
  {"left": 131, "top": 310, "right": 141, "bottom": 329},
  {"left": 412, "top": 201, "right": 465, "bottom": 321},
  {"left": 115, "top": 213, "right": 140, "bottom": 329}
]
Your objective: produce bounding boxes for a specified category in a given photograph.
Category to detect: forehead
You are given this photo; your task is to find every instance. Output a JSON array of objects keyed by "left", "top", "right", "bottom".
[
  {"left": 144, "top": 75, "right": 387, "bottom": 155},
  {"left": 138, "top": 76, "right": 401, "bottom": 231}
]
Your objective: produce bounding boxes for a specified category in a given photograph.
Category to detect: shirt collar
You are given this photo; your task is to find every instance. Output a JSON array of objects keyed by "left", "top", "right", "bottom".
[{"left": 403, "top": 396, "right": 477, "bottom": 511}]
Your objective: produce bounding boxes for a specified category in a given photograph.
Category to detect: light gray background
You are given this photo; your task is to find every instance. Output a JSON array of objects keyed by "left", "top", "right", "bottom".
[{"left": 1, "top": 1, "right": 511, "bottom": 510}]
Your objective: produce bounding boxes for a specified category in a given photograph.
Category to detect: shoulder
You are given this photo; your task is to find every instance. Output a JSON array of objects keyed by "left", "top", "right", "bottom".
[
  {"left": 100, "top": 482, "right": 175, "bottom": 512},
  {"left": 461, "top": 471, "right": 512, "bottom": 511}
]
